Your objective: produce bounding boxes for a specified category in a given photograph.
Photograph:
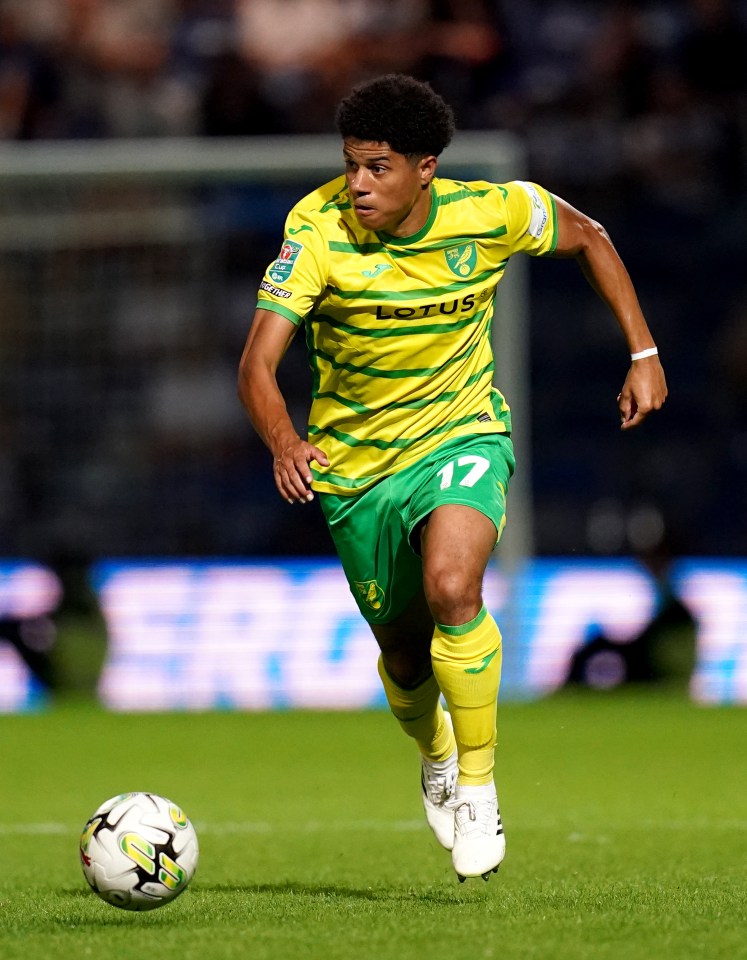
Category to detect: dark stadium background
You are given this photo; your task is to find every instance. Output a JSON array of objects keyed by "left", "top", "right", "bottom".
[
  {"left": 0, "top": 2, "right": 744, "bottom": 707},
  {"left": 2, "top": 0, "right": 745, "bottom": 566}
]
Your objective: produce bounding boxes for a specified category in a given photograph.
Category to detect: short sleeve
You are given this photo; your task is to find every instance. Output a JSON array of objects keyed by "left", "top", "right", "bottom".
[
  {"left": 502, "top": 180, "right": 558, "bottom": 257},
  {"left": 256, "top": 207, "right": 328, "bottom": 325}
]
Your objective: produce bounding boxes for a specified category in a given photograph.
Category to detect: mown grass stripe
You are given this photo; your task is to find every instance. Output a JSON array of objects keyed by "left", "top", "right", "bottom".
[
  {"left": 0, "top": 819, "right": 429, "bottom": 836},
  {"left": 6, "top": 815, "right": 747, "bottom": 836},
  {"left": 2, "top": 698, "right": 744, "bottom": 960}
]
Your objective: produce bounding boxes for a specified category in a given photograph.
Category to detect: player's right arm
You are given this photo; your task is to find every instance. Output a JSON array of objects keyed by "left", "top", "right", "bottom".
[{"left": 238, "top": 307, "right": 329, "bottom": 504}]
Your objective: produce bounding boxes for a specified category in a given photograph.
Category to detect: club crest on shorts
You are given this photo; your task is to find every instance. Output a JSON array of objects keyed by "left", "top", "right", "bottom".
[
  {"left": 269, "top": 239, "right": 303, "bottom": 284},
  {"left": 445, "top": 242, "right": 476, "bottom": 277},
  {"left": 354, "top": 579, "right": 385, "bottom": 610}
]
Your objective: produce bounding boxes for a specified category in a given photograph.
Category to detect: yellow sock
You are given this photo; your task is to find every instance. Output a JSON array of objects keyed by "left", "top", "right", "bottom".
[
  {"left": 377, "top": 656, "right": 455, "bottom": 762},
  {"left": 430, "top": 605, "right": 502, "bottom": 786}
]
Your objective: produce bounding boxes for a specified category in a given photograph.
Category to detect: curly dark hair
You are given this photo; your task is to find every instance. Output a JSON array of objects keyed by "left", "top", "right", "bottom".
[{"left": 335, "top": 74, "right": 455, "bottom": 158}]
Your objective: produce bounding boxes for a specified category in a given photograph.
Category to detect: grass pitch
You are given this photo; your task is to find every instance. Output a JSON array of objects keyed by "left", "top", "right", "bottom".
[{"left": 0, "top": 692, "right": 745, "bottom": 960}]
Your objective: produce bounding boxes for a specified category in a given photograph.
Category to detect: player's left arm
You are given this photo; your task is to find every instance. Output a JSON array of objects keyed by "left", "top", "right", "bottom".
[{"left": 549, "top": 194, "right": 668, "bottom": 430}]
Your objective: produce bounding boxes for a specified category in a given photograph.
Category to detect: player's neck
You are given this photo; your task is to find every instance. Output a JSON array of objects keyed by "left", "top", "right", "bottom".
[{"left": 387, "top": 186, "right": 433, "bottom": 239}]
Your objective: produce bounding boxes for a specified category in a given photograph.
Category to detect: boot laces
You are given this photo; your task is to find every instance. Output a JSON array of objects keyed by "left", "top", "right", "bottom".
[
  {"left": 422, "top": 763, "right": 457, "bottom": 805},
  {"left": 447, "top": 796, "right": 497, "bottom": 838}
]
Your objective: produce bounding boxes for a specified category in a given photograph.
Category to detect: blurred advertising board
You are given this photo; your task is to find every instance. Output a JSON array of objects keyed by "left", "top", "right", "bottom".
[
  {"left": 0, "top": 562, "right": 61, "bottom": 711},
  {"left": 1, "top": 558, "right": 745, "bottom": 710}
]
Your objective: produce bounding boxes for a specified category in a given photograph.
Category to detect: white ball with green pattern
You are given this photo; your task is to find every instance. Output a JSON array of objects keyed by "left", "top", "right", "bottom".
[{"left": 79, "top": 792, "right": 199, "bottom": 910}]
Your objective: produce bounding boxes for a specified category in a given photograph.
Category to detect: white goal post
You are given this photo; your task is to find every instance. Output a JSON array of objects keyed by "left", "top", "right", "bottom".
[{"left": 0, "top": 132, "right": 532, "bottom": 569}]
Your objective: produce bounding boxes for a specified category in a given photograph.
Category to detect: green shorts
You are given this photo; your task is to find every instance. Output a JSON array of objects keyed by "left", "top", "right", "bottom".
[{"left": 319, "top": 433, "right": 515, "bottom": 625}]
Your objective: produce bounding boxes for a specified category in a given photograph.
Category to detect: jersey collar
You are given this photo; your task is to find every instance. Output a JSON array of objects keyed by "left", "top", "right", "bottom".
[{"left": 376, "top": 183, "right": 438, "bottom": 246}]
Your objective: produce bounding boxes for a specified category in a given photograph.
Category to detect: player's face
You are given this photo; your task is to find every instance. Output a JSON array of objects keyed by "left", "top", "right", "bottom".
[{"left": 343, "top": 139, "right": 436, "bottom": 237}]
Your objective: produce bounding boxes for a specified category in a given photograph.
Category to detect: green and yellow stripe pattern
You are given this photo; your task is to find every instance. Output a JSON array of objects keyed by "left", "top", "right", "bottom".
[{"left": 257, "top": 176, "right": 557, "bottom": 496}]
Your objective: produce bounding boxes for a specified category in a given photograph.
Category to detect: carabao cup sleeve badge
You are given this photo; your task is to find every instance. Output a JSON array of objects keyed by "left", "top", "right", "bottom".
[{"left": 269, "top": 240, "right": 303, "bottom": 284}]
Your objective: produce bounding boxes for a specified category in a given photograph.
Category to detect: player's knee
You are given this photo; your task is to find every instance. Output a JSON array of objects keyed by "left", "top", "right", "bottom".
[
  {"left": 381, "top": 649, "right": 433, "bottom": 689},
  {"left": 423, "top": 566, "right": 481, "bottom": 625}
]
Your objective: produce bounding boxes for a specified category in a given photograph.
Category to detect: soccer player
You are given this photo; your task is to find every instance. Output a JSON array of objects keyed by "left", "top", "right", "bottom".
[{"left": 238, "top": 74, "right": 667, "bottom": 881}]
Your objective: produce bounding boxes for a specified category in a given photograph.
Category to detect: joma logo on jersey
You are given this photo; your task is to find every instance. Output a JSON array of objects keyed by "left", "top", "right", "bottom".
[
  {"left": 445, "top": 242, "right": 477, "bottom": 277},
  {"left": 375, "top": 293, "right": 475, "bottom": 320},
  {"left": 362, "top": 263, "right": 393, "bottom": 278}
]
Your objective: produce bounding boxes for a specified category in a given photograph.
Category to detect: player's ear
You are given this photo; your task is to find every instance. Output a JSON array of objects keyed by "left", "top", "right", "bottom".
[{"left": 418, "top": 155, "right": 438, "bottom": 189}]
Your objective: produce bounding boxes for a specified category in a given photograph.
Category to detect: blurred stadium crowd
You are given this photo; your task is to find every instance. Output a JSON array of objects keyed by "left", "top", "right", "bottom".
[{"left": 1, "top": 0, "right": 746, "bottom": 562}]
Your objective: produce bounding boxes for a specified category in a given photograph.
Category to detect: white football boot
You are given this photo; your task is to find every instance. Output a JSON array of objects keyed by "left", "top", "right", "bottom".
[
  {"left": 450, "top": 781, "right": 505, "bottom": 882},
  {"left": 420, "top": 712, "right": 458, "bottom": 850}
]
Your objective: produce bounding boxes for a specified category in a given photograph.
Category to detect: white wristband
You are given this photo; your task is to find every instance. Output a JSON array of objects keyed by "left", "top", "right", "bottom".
[{"left": 630, "top": 346, "right": 658, "bottom": 361}]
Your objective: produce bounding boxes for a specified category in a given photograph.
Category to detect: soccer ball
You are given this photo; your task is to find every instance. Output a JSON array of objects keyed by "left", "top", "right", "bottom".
[{"left": 79, "top": 792, "right": 199, "bottom": 911}]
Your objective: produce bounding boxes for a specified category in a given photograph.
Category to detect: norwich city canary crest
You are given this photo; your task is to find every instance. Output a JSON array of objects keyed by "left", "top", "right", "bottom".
[
  {"left": 354, "top": 579, "right": 385, "bottom": 610},
  {"left": 445, "top": 242, "right": 477, "bottom": 277}
]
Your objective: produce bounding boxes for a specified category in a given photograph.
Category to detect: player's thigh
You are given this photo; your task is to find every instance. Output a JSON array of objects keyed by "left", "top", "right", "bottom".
[
  {"left": 384, "top": 433, "right": 514, "bottom": 618},
  {"left": 319, "top": 480, "right": 423, "bottom": 626},
  {"left": 420, "top": 502, "right": 499, "bottom": 587},
  {"left": 404, "top": 433, "right": 514, "bottom": 547}
]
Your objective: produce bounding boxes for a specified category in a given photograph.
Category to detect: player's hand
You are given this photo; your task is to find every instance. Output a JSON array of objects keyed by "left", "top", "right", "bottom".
[
  {"left": 272, "top": 438, "right": 329, "bottom": 503},
  {"left": 617, "top": 355, "right": 668, "bottom": 430}
]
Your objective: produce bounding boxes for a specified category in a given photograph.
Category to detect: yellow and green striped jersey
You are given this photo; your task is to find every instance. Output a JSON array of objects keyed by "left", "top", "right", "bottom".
[{"left": 256, "top": 175, "right": 558, "bottom": 496}]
